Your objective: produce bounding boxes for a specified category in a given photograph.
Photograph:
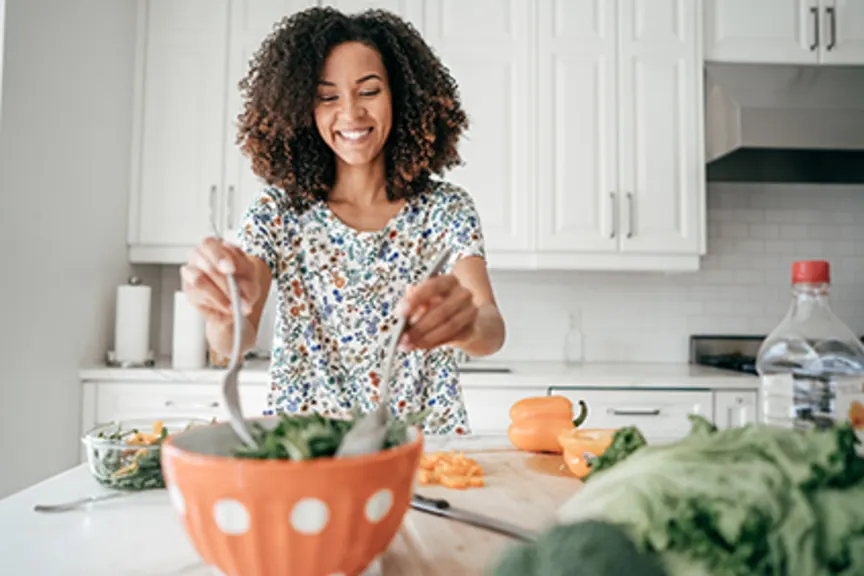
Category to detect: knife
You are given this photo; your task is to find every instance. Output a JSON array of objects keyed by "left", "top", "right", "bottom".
[{"left": 411, "top": 494, "right": 538, "bottom": 542}]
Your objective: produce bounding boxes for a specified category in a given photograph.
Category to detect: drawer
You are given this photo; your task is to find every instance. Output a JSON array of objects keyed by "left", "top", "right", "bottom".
[
  {"left": 548, "top": 388, "right": 714, "bottom": 444},
  {"left": 461, "top": 387, "right": 546, "bottom": 434},
  {"left": 91, "top": 382, "right": 270, "bottom": 428},
  {"left": 713, "top": 390, "right": 758, "bottom": 429}
]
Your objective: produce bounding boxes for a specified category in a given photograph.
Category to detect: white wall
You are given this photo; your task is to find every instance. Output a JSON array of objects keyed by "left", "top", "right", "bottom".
[
  {"left": 0, "top": 0, "right": 6, "bottom": 126},
  {"left": 147, "top": 182, "right": 864, "bottom": 364},
  {"left": 0, "top": 0, "right": 136, "bottom": 498}
]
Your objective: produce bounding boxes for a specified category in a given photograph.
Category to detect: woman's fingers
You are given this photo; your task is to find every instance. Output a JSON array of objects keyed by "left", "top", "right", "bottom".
[
  {"left": 406, "top": 288, "right": 472, "bottom": 341},
  {"left": 180, "top": 265, "right": 231, "bottom": 316},
  {"left": 400, "top": 275, "right": 458, "bottom": 317},
  {"left": 184, "top": 238, "right": 258, "bottom": 314},
  {"left": 405, "top": 299, "right": 477, "bottom": 350}
]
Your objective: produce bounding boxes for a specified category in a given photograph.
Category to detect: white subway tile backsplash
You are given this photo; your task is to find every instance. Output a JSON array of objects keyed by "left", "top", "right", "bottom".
[{"left": 146, "top": 182, "right": 864, "bottom": 365}]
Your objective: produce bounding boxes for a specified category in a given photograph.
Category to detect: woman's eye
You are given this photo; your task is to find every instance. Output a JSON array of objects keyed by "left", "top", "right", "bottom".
[
  {"left": 318, "top": 94, "right": 338, "bottom": 102},
  {"left": 360, "top": 88, "right": 381, "bottom": 97}
]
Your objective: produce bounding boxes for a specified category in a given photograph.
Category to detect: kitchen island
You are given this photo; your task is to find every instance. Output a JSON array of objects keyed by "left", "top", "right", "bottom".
[{"left": 0, "top": 434, "right": 581, "bottom": 576}]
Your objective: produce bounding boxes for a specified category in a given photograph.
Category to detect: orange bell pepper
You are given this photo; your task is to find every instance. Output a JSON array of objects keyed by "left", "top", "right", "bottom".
[
  {"left": 507, "top": 396, "right": 588, "bottom": 454},
  {"left": 557, "top": 428, "right": 617, "bottom": 478}
]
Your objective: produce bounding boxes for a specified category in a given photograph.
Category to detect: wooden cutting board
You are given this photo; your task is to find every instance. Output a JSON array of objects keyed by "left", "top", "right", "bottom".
[{"left": 380, "top": 448, "right": 583, "bottom": 575}]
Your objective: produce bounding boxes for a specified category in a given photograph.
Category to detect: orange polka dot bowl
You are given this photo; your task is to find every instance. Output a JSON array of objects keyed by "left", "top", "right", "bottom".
[{"left": 160, "top": 417, "right": 423, "bottom": 576}]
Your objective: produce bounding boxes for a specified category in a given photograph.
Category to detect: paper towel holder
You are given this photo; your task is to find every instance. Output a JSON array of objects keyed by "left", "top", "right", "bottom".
[
  {"left": 105, "top": 349, "right": 156, "bottom": 368},
  {"left": 108, "top": 275, "right": 155, "bottom": 368}
]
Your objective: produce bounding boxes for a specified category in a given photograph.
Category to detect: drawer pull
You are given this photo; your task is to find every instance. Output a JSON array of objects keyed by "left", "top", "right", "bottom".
[
  {"left": 164, "top": 400, "right": 220, "bottom": 409},
  {"left": 607, "top": 407, "right": 661, "bottom": 416}
]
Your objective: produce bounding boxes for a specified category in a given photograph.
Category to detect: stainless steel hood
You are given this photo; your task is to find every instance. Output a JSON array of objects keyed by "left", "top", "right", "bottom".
[{"left": 705, "top": 62, "right": 864, "bottom": 184}]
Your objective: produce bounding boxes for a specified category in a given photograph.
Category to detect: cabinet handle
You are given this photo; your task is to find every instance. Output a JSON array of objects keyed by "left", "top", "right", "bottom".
[
  {"left": 607, "top": 407, "right": 661, "bottom": 416},
  {"left": 609, "top": 192, "right": 617, "bottom": 239},
  {"left": 164, "top": 400, "right": 220, "bottom": 409},
  {"left": 810, "top": 6, "right": 820, "bottom": 51},
  {"left": 826, "top": 6, "right": 836, "bottom": 51},
  {"left": 208, "top": 185, "right": 218, "bottom": 235},
  {"left": 226, "top": 185, "right": 236, "bottom": 231},
  {"left": 626, "top": 192, "right": 634, "bottom": 239}
]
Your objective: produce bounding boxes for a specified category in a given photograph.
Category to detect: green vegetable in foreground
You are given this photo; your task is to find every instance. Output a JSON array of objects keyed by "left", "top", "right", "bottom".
[
  {"left": 233, "top": 409, "right": 429, "bottom": 460},
  {"left": 492, "top": 415, "right": 864, "bottom": 576}
]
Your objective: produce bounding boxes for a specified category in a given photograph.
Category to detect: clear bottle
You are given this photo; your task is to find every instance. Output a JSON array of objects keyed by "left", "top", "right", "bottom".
[
  {"left": 756, "top": 260, "right": 864, "bottom": 435},
  {"left": 563, "top": 310, "right": 584, "bottom": 365}
]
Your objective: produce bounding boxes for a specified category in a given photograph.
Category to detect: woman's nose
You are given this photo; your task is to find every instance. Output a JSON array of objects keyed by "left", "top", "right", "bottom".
[{"left": 339, "top": 95, "right": 365, "bottom": 121}]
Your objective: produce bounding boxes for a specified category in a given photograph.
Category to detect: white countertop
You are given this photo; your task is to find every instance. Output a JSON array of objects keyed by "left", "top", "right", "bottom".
[
  {"left": 79, "top": 359, "right": 758, "bottom": 390},
  {"left": 0, "top": 435, "right": 514, "bottom": 576}
]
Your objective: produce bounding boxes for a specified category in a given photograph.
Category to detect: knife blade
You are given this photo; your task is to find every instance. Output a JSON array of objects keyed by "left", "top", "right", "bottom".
[{"left": 410, "top": 494, "right": 538, "bottom": 542}]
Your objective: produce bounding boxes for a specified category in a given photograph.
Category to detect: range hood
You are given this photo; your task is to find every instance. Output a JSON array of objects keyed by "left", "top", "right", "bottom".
[{"left": 705, "top": 62, "right": 864, "bottom": 184}]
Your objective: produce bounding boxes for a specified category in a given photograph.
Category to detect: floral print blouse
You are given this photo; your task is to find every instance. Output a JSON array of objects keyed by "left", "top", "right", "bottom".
[{"left": 233, "top": 180, "right": 486, "bottom": 435}]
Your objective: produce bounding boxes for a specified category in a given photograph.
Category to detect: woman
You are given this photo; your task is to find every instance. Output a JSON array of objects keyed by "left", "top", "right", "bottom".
[{"left": 180, "top": 7, "right": 506, "bottom": 435}]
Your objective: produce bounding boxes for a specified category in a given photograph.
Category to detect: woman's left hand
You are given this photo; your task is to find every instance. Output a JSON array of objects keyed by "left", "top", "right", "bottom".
[{"left": 397, "top": 275, "right": 478, "bottom": 351}]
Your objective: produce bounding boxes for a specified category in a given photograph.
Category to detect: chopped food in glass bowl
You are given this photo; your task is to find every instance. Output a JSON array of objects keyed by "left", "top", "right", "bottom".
[{"left": 82, "top": 418, "right": 211, "bottom": 490}]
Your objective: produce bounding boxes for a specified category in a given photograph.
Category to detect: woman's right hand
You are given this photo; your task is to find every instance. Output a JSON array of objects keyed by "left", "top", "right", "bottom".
[{"left": 180, "top": 237, "right": 261, "bottom": 325}]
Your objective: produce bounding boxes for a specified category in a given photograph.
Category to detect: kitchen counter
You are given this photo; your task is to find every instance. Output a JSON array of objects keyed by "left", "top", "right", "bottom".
[
  {"left": 79, "top": 359, "right": 758, "bottom": 390},
  {"left": 0, "top": 435, "right": 574, "bottom": 576}
]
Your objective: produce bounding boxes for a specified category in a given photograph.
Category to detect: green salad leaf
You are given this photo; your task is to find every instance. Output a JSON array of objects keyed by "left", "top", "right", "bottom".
[{"left": 233, "top": 409, "right": 429, "bottom": 460}]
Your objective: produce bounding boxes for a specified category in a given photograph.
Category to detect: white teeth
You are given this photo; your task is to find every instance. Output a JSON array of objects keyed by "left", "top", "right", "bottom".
[{"left": 338, "top": 129, "right": 371, "bottom": 140}]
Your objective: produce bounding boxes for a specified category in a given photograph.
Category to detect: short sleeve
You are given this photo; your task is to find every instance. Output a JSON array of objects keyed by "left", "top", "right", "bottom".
[
  {"left": 437, "top": 183, "right": 486, "bottom": 262},
  {"left": 232, "top": 188, "right": 286, "bottom": 275}
]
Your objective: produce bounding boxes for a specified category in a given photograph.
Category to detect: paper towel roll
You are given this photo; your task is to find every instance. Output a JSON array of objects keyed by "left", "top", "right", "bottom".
[
  {"left": 172, "top": 291, "right": 206, "bottom": 369},
  {"left": 114, "top": 280, "right": 152, "bottom": 364}
]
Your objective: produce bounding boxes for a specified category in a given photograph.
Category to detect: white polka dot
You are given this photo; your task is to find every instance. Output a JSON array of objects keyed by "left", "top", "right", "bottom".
[
  {"left": 168, "top": 483, "right": 185, "bottom": 515},
  {"left": 364, "top": 489, "right": 393, "bottom": 524},
  {"left": 213, "top": 499, "right": 250, "bottom": 535},
  {"left": 290, "top": 498, "right": 329, "bottom": 535}
]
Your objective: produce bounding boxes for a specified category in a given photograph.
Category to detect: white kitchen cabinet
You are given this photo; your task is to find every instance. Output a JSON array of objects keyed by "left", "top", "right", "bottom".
[
  {"left": 82, "top": 382, "right": 270, "bottom": 428},
  {"left": 713, "top": 390, "right": 758, "bottom": 429},
  {"left": 461, "top": 386, "right": 543, "bottom": 435},
  {"left": 705, "top": 0, "right": 864, "bottom": 65},
  {"left": 821, "top": 1, "right": 864, "bottom": 64},
  {"left": 531, "top": 0, "right": 704, "bottom": 268},
  {"left": 422, "top": 0, "right": 535, "bottom": 256},
  {"left": 129, "top": 0, "right": 230, "bottom": 255},
  {"left": 549, "top": 387, "right": 714, "bottom": 445}
]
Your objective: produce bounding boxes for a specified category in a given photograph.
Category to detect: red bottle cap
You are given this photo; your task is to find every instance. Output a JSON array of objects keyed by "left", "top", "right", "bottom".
[{"left": 792, "top": 260, "right": 830, "bottom": 284}]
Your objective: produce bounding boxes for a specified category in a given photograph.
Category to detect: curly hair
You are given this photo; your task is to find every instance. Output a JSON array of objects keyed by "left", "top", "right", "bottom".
[{"left": 236, "top": 7, "right": 469, "bottom": 211}]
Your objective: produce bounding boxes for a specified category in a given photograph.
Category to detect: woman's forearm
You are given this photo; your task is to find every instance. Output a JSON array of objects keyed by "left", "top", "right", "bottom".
[
  {"left": 454, "top": 303, "right": 506, "bottom": 358},
  {"left": 205, "top": 317, "right": 258, "bottom": 359}
]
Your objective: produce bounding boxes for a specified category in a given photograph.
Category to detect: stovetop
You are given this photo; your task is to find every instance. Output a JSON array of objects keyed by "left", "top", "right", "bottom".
[
  {"left": 698, "top": 352, "right": 758, "bottom": 375},
  {"left": 690, "top": 334, "right": 864, "bottom": 376},
  {"left": 689, "top": 335, "right": 763, "bottom": 375}
]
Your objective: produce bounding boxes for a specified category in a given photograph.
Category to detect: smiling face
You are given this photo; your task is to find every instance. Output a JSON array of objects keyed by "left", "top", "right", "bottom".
[{"left": 314, "top": 41, "right": 393, "bottom": 169}]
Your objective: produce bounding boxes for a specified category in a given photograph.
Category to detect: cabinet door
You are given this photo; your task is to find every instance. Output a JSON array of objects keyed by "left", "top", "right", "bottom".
[
  {"left": 461, "top": 386, "right": 543, "bottom": 435},
  {"left": 549, "top": 388, "right": 714, "bottom": 444},
  {"left": 535, "top": 0, "right": 618, "bottom": 253},
  {"left": 92, "top": 382, "right": 271, "bottom": 423},
  {"left": 821, "top": 0, "right": 864, "bottom": 64},
  {"left": 422, "top": 0, "right": 534, "bottom": 255},
  {"left": 618, "top": 0, "right": 702, "bottom": 254},
  {"left": 704, "top": 0, "right": 819, "bottom": 64},
  {"left": 222, "top": 0, "right": 318, "bottom": 237},
  {"left": 132, "top": 0, "right": 230, "bottom": 247},
  {"left": 713, "top": 390, "right": 758, "bottom": 429}
]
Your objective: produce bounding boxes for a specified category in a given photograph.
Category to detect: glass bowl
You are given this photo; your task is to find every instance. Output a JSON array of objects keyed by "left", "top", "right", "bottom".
[{"left": 81, "top": 417, "right": 212, "bottom": 490}]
